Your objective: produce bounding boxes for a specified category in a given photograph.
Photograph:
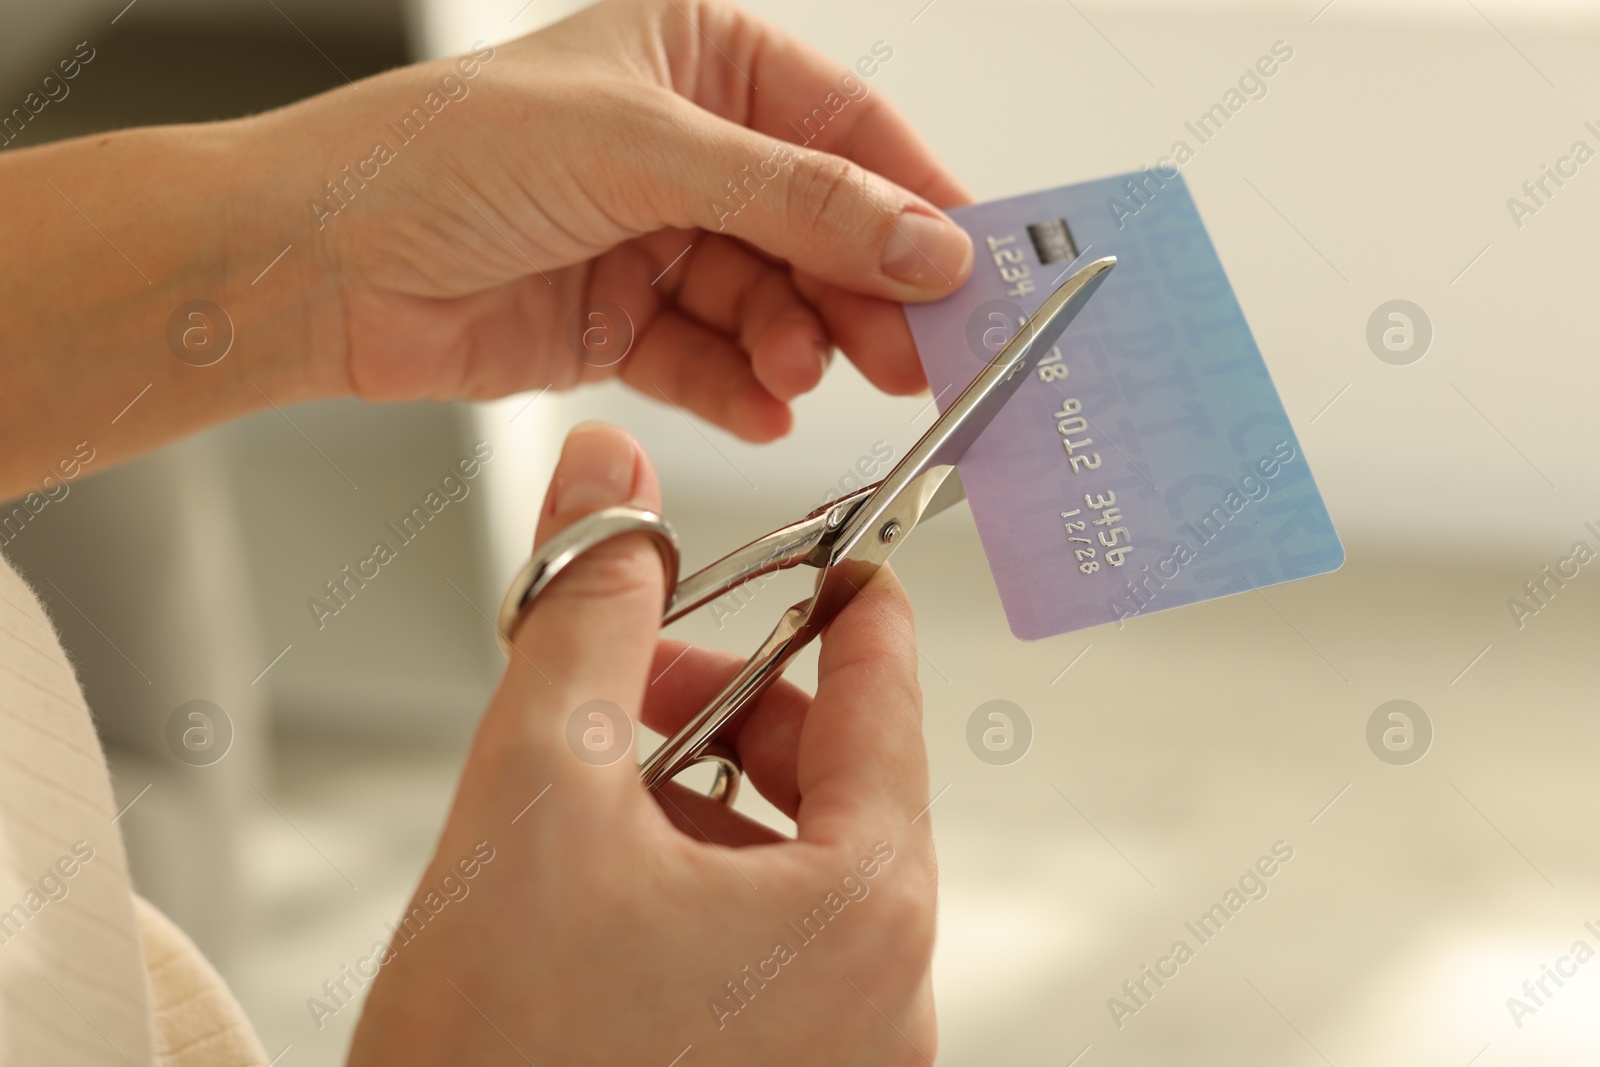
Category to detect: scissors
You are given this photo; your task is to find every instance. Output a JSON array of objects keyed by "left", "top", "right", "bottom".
[{"left": 497, "top": 255, "right": 1116, "bottom": 803}]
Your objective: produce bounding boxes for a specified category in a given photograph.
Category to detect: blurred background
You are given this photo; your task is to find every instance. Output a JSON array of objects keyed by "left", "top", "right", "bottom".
[{"left": 3, "top": 0, "right": 1598, "bottom": 1063}]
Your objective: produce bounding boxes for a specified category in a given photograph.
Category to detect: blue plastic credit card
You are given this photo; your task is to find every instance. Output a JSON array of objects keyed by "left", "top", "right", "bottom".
[{"left": 904, "top": 172, "right": 1344, "bottom": 639}]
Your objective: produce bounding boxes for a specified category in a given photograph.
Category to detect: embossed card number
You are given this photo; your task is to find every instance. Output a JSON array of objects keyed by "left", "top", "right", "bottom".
[{"left": 904, "top": 173, "right": 1343, "bottom": 639}]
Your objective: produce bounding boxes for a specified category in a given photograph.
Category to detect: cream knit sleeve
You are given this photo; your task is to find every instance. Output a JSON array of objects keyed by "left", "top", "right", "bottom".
[
  {"left": 0, "top": 552, "right": 265, "bottom": 1066},
  {"left": 134, "top": 897, "right": 266, "bottom": 1067}
]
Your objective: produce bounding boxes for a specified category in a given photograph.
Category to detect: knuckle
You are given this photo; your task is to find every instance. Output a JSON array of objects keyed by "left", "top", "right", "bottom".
[{"left": 786, "top": 152, "right": 864, "bottom": 239}]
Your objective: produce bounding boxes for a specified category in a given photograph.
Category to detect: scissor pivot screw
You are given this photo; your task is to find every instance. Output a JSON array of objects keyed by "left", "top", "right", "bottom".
[{"left": 879, "top": 521, "right": 902, "bottom": 544}]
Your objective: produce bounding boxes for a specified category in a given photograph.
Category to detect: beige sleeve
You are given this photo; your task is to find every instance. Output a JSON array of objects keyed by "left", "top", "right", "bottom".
[{"left": 134, "top": 896, "right": 268, "bottom": 1067}]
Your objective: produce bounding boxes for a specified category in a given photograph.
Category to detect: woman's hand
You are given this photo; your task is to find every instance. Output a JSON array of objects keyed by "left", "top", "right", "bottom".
[
  {"left": 0, "top": 0, "right": 972, "bottom": 494},
  {"left": 264, "top": 0, "right": 974, "bottom": 440},
  {"left": 348, "top": 422, "right": 937, "bottom": 1066}
]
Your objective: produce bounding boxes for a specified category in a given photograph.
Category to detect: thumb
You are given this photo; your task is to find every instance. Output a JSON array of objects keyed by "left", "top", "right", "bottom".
[
  {"left": 796, "top": 567, "right": 929, "bottom": 845},
  {"left": 661, "top": 106, "right": 974, "bottom": 302},
  {"left": 497, "top": 421, "right": 665, "bottom": 786}
]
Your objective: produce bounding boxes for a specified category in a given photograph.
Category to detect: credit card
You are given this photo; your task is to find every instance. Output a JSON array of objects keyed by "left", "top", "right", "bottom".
[{"left": 904, "top": 171, "right": 1343, "bottom": 639}]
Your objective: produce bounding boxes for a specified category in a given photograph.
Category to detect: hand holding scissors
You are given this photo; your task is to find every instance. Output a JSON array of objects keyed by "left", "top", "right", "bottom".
[
  {"left": 498, "top": 256, "right": 1116, "bottom": 802},
  {"left": 354, "top": 256, "right": 1114, "bottom": 1067}
]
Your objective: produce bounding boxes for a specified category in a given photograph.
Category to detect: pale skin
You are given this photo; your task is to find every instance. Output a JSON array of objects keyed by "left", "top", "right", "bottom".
[
  {"left": 0, "top": 0, "right": 973, "bottom": 1061},
  {"left": 352, "top": 423, "right": 939, "bottom": 1066},
  {"left": 0, "top": 0, "right": 973, "bottom": 494}
]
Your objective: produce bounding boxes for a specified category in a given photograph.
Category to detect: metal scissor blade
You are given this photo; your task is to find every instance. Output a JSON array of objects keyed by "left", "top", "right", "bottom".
[
  {"left": 921, "top": 255, "right": 1117, "bottom": 472},
  {"left": 833, "top": 255, "right": 1117, "bottom": 562}
]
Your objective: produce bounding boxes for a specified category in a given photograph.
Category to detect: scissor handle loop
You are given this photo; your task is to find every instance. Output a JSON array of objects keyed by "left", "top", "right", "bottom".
[
  {"left": 496, "top": 506, "right": 680, "bottom": 656},
  {"left": 495, "top": 506, "right": 747, "bottom": 805}
]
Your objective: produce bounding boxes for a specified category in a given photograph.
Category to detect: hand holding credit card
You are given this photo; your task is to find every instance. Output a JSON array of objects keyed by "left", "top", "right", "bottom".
[
  {"left": 510, "top": 172, "right": 1342, "bottom": 800},
  {"left": 904, "top": 171, "right": 1344, "bottom": 639}
]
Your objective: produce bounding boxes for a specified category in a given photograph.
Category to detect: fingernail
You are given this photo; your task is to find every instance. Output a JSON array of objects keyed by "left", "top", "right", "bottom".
[
  {"left": 552, "top": 421, "right": 637, "bottom": 514},
  {"left": 816, "top": 338, "right": 834, "bottom": 378},
  {"left": 881, "top": 208, "right": 972, "bottom": 289}
]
